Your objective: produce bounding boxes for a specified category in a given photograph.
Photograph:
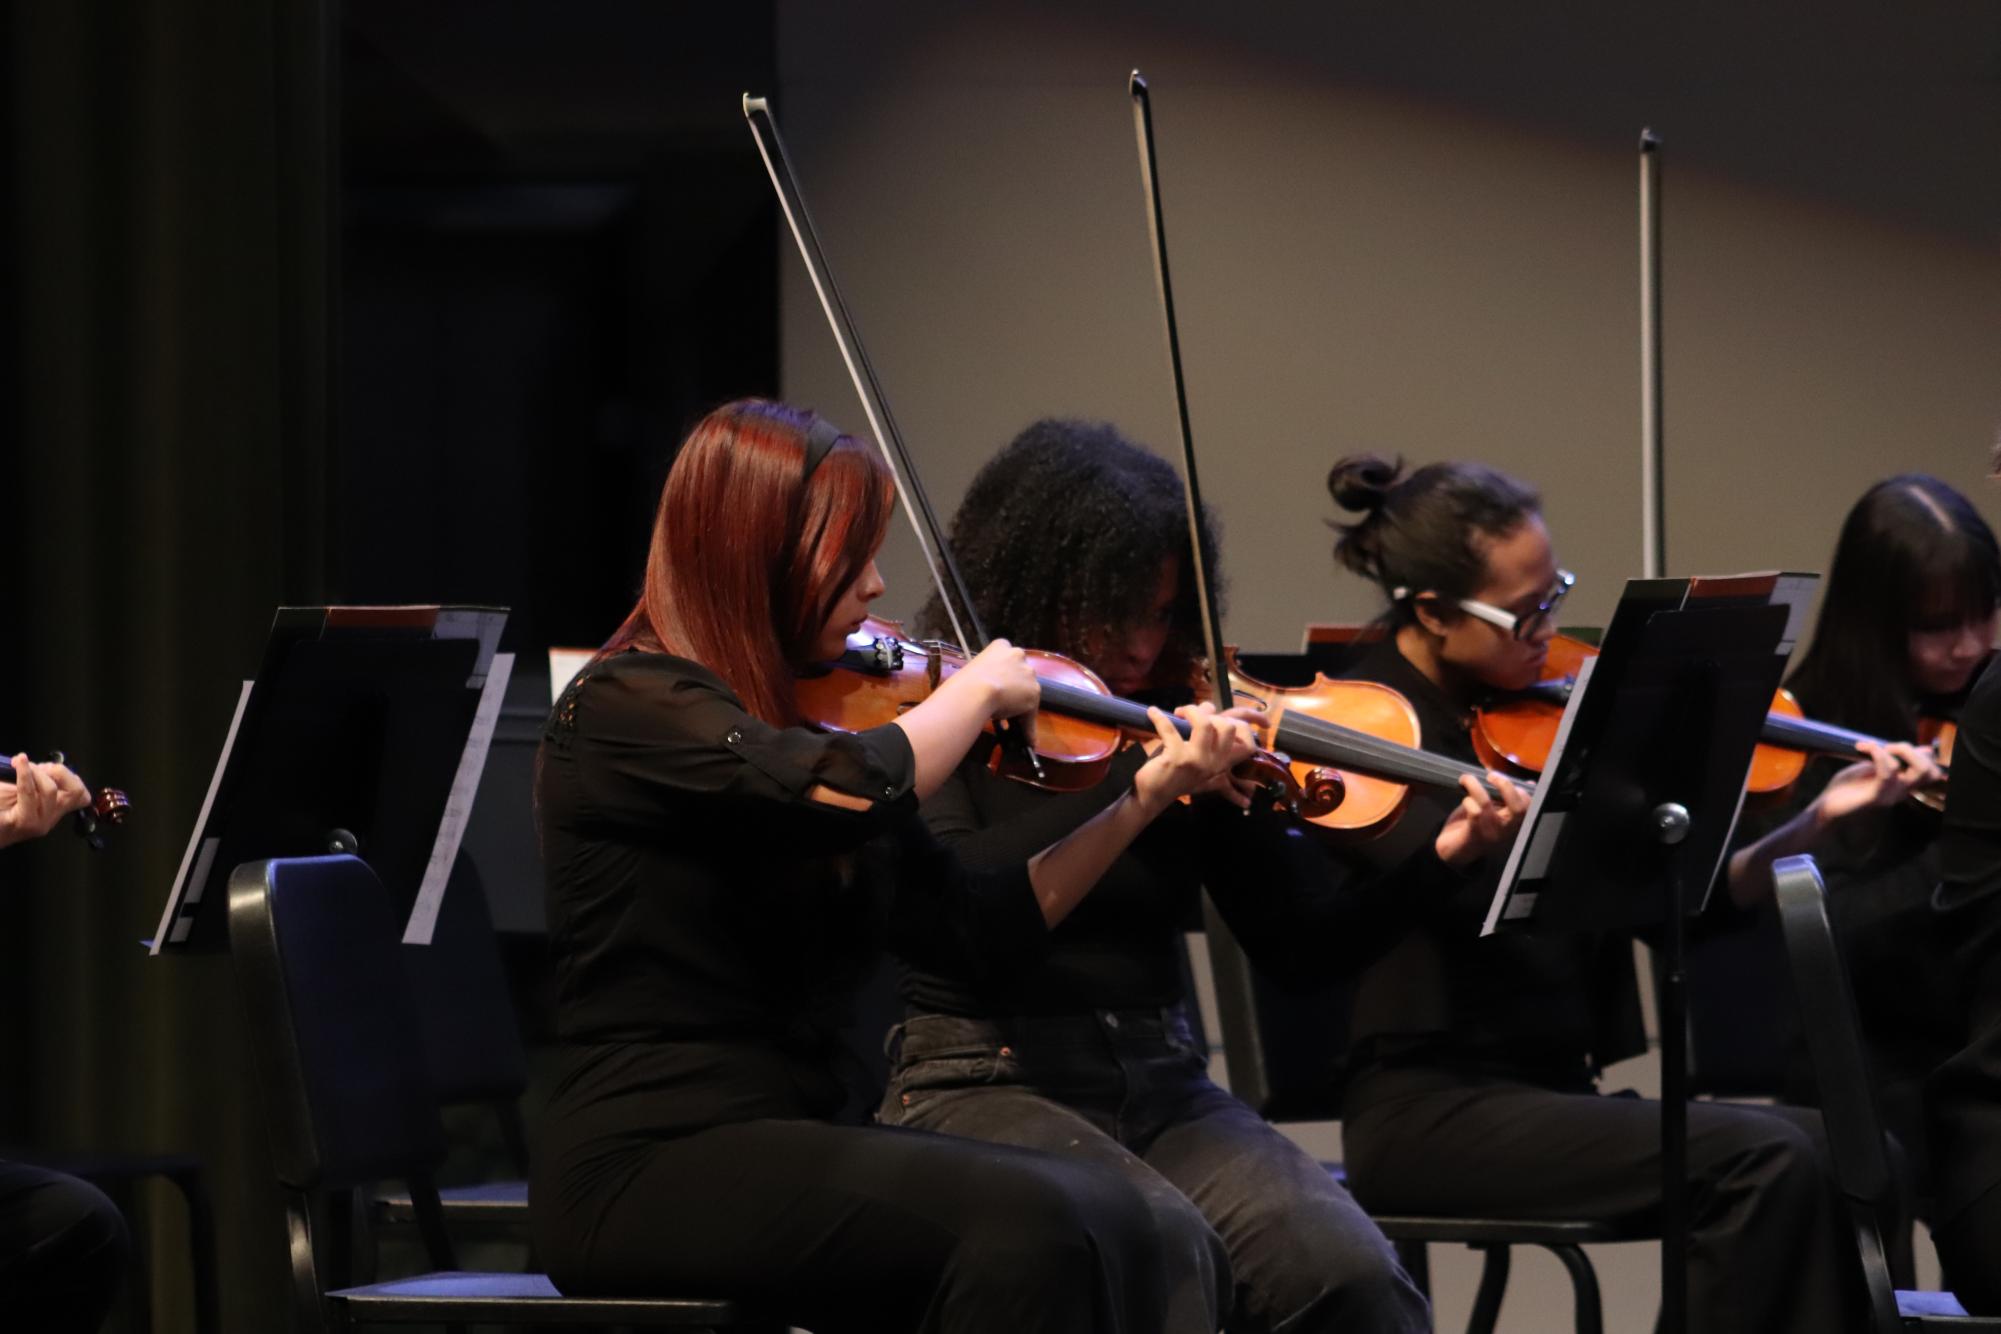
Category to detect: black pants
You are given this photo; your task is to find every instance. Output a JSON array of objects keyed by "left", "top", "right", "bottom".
[
  {"left": 532, "top": 1115, "right": 1184, "bottom": 1334},
  {"left": 1343, "top": 1066, "right": 1890, "bottom": 1334},
  {"left": 0, "top": 1160, "right": 129, "bottom": 1334},
  {"left": 1933, "top": 1179, "right": 2001, "bottom": 1313},
  {"left": 881, "top": 1008, "right": 1427, "bottom": 1334}
]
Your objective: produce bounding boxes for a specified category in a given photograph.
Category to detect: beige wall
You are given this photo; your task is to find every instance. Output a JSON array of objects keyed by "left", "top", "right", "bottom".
[
  {"left": 769, "top": 5, "right": 1995, "bottom": 1325},
  {"left": 773, "top": 0, "right": 2001, "bottom": 652}
]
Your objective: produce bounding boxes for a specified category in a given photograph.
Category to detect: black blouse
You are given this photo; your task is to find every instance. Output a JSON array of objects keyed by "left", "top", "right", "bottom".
[
  {"left": 535, "top": 650, "right": 1049, "bottom": 1135},
  {"left": 1338, "top": 636, "right": 1646, "bottom": 1088},
  {"left": 1929, "top": 657, "right": 2001, "bottom": 1226},
  {"left": 905, "top": 728, "right": 1414, "bottom": 1018}
]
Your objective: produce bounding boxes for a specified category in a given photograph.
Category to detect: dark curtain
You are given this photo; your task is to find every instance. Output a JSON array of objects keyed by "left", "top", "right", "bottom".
[{"left": 4, "top": 1, "right": 334, "bottom": 1329}]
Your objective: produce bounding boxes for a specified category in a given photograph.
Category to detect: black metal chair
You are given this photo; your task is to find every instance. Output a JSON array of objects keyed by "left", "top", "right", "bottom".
[
  {"left": 371, "top": 854, "right": 531, "bottom": 1244},
  {"left": 1200, "top": 905, "right": 1636, "bottom": 1334},
  {"left": 226, "top": 853, "right": 757, "bottom": 1330},
  {"left": 1771, "top": 855, "right": 2001, "bottom": 1331}
]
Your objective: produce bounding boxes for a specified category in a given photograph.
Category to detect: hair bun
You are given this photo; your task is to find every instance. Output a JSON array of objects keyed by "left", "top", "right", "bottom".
[{"left": 1327, "top": 454, "right": 1405, "bottom": 515}]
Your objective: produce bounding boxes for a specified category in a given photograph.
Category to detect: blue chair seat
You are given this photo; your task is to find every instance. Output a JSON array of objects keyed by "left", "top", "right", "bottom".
[
  {"left": 375, "top": 1178, "right": 529, "bottom": 1225},
  {"left": 330, "top": 1271, "right": 740, "bottom": 1323}
]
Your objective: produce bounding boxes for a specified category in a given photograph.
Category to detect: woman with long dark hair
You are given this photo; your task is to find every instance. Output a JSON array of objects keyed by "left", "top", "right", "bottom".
[
  {"left": 1785, "top": 474, "right": 1997, "bottom": 743},
  {"left": 1773, "top": 472, "right": 2001, "bottom": 1312},
  {"left": 1322, "top": 453, "right": 1919, "bottom": 1334},
  {"left": 530, "top": 398, "right": 1255, "bottom": 1333},
  {"left": 1718, "top": 476, "right": 1988, "bottom": 1206},
  {"left": 879, "top": 420, "right": 1526, "bottom": 1334}
]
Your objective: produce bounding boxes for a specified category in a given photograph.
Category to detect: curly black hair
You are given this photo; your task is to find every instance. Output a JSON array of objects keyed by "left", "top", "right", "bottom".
[{"left": 920, "top": 419, "right": 1223, "bottom": 690}]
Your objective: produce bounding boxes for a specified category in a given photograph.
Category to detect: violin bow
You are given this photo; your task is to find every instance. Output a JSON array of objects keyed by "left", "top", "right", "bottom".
[
  {"left": 1639, "top": 129, "right": 1665, "bottom": 580},
  {"left": 741, "top": 93, "right": 1042, "bottom": 773},
  {"left": 1127, "top": 71, "right": 1235, "bottom": 713}
]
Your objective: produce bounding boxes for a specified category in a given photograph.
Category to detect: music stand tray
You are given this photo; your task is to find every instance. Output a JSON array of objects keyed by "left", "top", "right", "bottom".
[
  {"left": 1480, "top": 571, "right": 1814, "bottom": 1333},
  {"left": 150, "top": 606, "right": 510, "bottom": 954}
]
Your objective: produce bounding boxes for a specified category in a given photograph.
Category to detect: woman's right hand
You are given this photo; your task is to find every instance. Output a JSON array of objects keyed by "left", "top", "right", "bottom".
[
  {"left": 954, "top": 639, "right": 1041, "bottom": 720},
  {"left": 1132, "top": 703, "right": 1259, "bottom": 815}
]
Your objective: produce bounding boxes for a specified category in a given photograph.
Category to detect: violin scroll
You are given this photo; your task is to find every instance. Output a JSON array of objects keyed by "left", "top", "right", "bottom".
[
  {"left": 77, "top": 785, "right": 132, "bottom": 851},
  {"left": 45, "top": 750, "right": 131, "bottom": 851}
]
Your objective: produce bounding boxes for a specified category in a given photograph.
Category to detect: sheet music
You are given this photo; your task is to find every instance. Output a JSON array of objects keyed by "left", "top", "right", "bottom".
[
  {"left": 403, "top": 651, "right": 514, "bottom": 946},
  {"left": 152, "top": 681, "right": 255, "bottom": 954},
  {"left": 436, "top": 607, "right": 506, "bottom": 687},
  {"left": 1482, "top": 655, "right": 1597, "bottom": 937},
  {"left": 548, "top": 647, "right": 594, "bottom": 706}
]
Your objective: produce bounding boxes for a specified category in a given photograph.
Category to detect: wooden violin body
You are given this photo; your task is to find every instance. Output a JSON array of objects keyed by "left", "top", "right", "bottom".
[
  {"left": 1470, "top": 633, "right": 1949, "bottom": 807},
  {"left": 1222, "top": 648, "right": 1423, "bottom": 837},
  {"left": 796, "top": 616, "right": 1308, "bottom": 805},
  {"left": 798, "top": 618, "right": 1516, "bottom": 838}
]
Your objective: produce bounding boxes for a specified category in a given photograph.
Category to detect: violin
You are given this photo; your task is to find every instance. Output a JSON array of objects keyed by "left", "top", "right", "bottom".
[
  {"left": 798, "top": 617, "right": 1522, "bottom": 837},
  {"left": 1219, "top": 650, "right": 1433, "bottom": 835},
  {"left": 753, "top": 91, "right": 1514, "bottom": 838},
  {"left": 1470, "top": 634, "right": 1949, "bottom": 808},
  {"left": 1, "top": 751, "right": 133, "bottom": 851}
]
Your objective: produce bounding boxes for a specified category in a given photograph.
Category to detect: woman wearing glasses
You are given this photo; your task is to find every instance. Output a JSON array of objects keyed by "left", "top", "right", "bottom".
[{"left": 1322, "top": 454, "right": 1882, "bottom": 1334}]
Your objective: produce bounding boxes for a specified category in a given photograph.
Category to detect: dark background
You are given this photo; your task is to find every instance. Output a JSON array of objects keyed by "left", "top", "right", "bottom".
[{"left": 4, "top": 3, "right": 777, "bottom": 1328}]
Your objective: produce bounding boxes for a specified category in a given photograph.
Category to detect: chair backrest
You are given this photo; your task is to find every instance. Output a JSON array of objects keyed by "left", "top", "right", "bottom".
[
  {"left": 403, "top": 852, "right": 529, "bottom": 1108},
  {"left": 1200, "top": 901, "right": 1354, "bottom": 1121},
  {"left": 1682, "top": 904, "right": 1795, "bottom": 1099},
  {"left": 228, "top": 855, "right": 448, "bottom": 1193},
  {"left": 1770, "top": 854, "right": 1905, "bottom": 1334}
]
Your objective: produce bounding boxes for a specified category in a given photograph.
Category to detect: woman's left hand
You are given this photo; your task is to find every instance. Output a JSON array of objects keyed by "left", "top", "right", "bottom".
[
  {"left": 1434, "top": 771, "right": 1530, "bottom": 868},
  {"left": 1175, "top": 705, "right": 1271, "bottom": 810},
  {"left": 1813, "top": 740, "right": 1944, "bottom": 827},
  {"left": 1133, "top": 703, "right": 1260, "bottom": 815}
]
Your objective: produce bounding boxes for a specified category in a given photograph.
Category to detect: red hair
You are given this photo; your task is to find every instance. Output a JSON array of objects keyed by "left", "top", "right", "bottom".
[{"left": 604, "top": 399, "right": 894, "bottom": 725}]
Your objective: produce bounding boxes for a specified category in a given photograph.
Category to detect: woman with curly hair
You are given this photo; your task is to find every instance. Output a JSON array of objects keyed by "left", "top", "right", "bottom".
[
  {"left": 881, "top": 418, "right": 1526, "bottom": 1334},
  {"left": 531, "top": 398, "right": 1259, "bottom": 1333}
]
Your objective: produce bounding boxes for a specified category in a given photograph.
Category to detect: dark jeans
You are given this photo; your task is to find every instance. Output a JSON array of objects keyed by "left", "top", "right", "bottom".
[
  {"left": 0, "top": 1160, "right": 128, "bottom": 1334},
  {"left": 880, "top": 1008, "right": 1429, "bottom": 1334},
  {"left": 1343, "top": 1065, "right": 1899, "bottom": 1334}
]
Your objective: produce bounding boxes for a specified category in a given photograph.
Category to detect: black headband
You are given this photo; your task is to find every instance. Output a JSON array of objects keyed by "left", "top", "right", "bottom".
[{"left": 802, "top": 416, "right": 842, "bottom": 482}]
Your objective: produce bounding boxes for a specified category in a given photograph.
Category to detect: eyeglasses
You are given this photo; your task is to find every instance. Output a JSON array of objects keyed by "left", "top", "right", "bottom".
[{"left": 1396, "top": 570, "right": 1575, "bottom": 641}]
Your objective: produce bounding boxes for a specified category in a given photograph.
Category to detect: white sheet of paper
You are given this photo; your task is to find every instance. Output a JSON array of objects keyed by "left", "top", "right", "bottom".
[
  {"left": 403, "top": 651, "right": 514, "bottom": 946},
  {"left": 1482, "top": 654, "right": 1597, "bottom": 937},
  {"left": 152, "top": 681, "right": 255, "bottom": 954},
  {"left": 548, "top": 648, "right": 593, "bottom": 706}
]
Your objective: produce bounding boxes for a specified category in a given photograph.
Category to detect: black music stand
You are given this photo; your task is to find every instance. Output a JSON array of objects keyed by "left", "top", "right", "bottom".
[
  {"left": 1482, "top": 573, "right": 1813, "bottom": 1334},
  {"left": 150, "top": 606, "right": 511, "bottom": 954}
]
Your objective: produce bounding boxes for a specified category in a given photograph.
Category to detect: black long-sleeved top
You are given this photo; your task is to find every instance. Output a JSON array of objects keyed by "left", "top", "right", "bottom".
[
  {"left": 905, "top": 706, "right": 1433, "bottom": 1018},
  {"left": 1723, "top": 713, "right": 1954, "bottom": 1122},
  {"left": 1338, "top": 636, "right": 1646, "bottom": 1088},
  {"left": 1929, "top": 656, "right": 2001, "bottom": 1227},
  {"left": 535, "top": 650, "right": 1049, "bottom": 1136}
]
